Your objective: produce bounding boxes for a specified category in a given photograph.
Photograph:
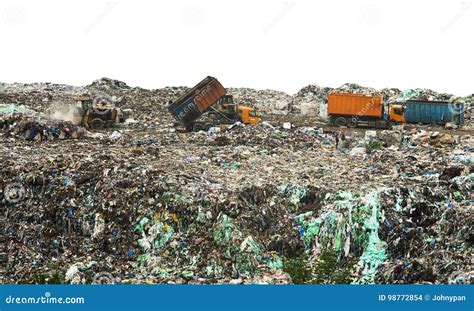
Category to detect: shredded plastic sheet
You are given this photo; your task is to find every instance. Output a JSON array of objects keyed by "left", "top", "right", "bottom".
[
  {"left": 205, "top": 263, "right": 224, "bottom": 277},
  {"left": 265, "top": 255, "right": 284, "bottom": 270},
  {"left": 295, "top": 190, "right": 387, "bottom": 283},
  {"left": 357, "top": 191, "right": 387, "bottom": 283},
  {"left": 296, "top": 211, "right": 321, "bottom": 248},
  {"left": 278, "top": 184, "right": 307, "bottom": 205},
  {"left": 213, "top": 214, "right": 236, "bottom": 250},
  {"left": 400, "top": 89, "right": 421, "bottom": 100},
  {"left": 212, "top": 214, "right": 284, "bottom": 277},
  {"left": 136, "top": 217, "right": 174, "bottom": 251},
  {"left": 451, "top": 173, "right": 473, "bottom": 194}
]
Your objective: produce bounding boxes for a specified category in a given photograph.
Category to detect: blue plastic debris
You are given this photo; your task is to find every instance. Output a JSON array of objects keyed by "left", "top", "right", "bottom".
[{"left": 383, "top": 219, "right": 393, "bottom": 231}]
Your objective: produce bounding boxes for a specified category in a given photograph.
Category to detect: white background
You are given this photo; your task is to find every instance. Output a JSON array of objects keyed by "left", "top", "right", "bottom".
[{"left": 0, "top": 0, "right": 472, "bottom": 95}]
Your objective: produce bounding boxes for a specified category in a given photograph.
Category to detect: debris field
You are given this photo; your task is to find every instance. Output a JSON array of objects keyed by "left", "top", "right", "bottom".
[{"left": 0, "top": 78, "right": 472, "bottom": 284}]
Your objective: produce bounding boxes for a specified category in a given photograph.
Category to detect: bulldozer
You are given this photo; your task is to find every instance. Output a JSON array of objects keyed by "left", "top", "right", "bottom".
[{"left": 74, "top": 96, "right": 125, "bottom": 129}]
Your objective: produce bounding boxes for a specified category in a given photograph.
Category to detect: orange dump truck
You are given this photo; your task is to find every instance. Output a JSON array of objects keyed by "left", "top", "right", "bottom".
[
  {"left": 327, "top": 93, "right": 404, "bottom": 128},
  {"left": 168, "top": 76, "right": 261, "bottom": 131}
]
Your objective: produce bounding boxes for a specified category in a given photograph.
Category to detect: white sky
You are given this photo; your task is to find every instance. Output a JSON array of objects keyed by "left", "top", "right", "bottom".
[{"left": 0, "top": 0, "right": 472, "bottom": 95}]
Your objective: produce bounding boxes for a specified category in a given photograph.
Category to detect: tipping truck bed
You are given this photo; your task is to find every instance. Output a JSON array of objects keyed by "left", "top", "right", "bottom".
[{"left": 168, "top": 76, "right": 226, "bottom": 129}]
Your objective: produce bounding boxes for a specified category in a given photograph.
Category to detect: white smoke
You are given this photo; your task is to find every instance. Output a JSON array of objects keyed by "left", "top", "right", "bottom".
[{"left": 46, "top": 101, "right": 82, "bottom": 124}]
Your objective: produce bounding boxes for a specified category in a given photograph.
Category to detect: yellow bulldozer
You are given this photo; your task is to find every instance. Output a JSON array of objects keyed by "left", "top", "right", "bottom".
[{"left": 74, "top": 96, "right": 126, "bottom": 129}]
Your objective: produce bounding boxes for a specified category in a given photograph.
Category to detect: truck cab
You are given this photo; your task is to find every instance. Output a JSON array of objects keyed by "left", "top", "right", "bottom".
[
  {"left": 215, "top": 95, "right": 260, "bottom": 124},
  {"left": 388, "top": 104, "right": 405, "bottom": 123},
  {"left": 237, "top": 106, "right": 261, "bottom": 124},
  {"left": 75, "top": 96, "right": 92, "bottom": 117}
]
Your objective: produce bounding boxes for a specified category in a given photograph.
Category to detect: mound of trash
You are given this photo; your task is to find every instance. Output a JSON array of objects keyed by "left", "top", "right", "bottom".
[
  {"left": 1, "top": 78, "right": 471, "bottom": 126},
  {"left": 1, "top": 122, "right": 472, "bottom": 284}
]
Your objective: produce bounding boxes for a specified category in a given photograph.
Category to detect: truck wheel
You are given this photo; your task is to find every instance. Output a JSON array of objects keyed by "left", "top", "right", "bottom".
[
  {"left": 335, "top": 117, "right": 347, "bottom": 127},
  {"left": 193, "top": 124, "right": 203, "bottom": 132},
  {"left": 204, "top": 124, "right": 213, "bottom": 132},
  {"left": 346, "top": 118, "right": 357, "bottom": 128},
  {"left": 90, "top": 118, "right": 105, "bottom": 129}
]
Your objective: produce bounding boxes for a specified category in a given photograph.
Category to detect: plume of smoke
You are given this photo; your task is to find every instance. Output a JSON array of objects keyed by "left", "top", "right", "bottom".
[{"left": 46, "top": 101, "right": 82, "bottom": 124}]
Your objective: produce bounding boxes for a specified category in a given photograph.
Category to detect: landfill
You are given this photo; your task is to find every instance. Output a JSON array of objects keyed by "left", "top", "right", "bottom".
[{"left": 0, "top": 78, "right": 472, "bottom": 285}]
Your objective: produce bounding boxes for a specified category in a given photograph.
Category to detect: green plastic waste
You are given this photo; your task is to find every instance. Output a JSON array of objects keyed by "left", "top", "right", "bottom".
[
  {"left": 205, "top": 263, "right": 224, "bottom": 277},
  {"left": 357, "top": 191, "right": 387, "bottom": 283},
  {"left": 212, "top": 214, "right": 262, "bottom": 276},
  {"left": 135, "top": 217, "right": 174, "bottom": 250},
  {"left": 213, "top": 214, "right": 236, "bottom": 248},
  {"left": 154, "top": 222, "right": 174, "bottom": 249},
  {"left": 0, "top": 104, "right": 27, "bottom": 114},
  {"left": 278, "top": 184, "right": 307, "bottom": 205},
  {"left": 295, "top": 190, "right": 387, "bottom": 283},
  {"left": 135, "top": 217, "right": 149, "bottom": 231},
  {"left": 401, "top": 89, "right": 420, "bottom": 100},
  {"left": 181, "top": 270, "right": 194, "bottom": 278},
  {"left": 266, "top": 255, "right": 283, "bottom": 270}
]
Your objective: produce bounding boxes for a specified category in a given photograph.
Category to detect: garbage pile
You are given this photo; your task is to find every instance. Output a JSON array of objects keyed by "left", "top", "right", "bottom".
[
  {"left": 1, "top": 120, "right": 472, "bottom": 284},
  {"left": 293, "top": 83, "right": 472, "bottom": 120},
  {"left": 0, "top": 78, "right": 472, "bottom": 126},
  {"left": 227, "top": 87, "right": 293, "bottom": 115},
  {"left": 84, "top": 78, "right": 187, "bottom": 118},
  {"left": 0, "top": 78, "right": 186, "bottom": 126},
  {"left": 0, "top": 108, "right": 85, "bottom": 141}
]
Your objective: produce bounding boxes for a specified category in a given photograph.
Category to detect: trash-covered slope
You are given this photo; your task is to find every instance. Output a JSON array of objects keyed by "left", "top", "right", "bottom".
[{"left": 1, "top": 121, "right": 472, "bottom": 284}]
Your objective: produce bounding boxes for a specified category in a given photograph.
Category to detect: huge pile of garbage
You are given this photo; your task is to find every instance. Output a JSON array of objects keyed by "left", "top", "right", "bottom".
[
  {"left": 1, "top": 78, "right": 471, "bottom": 124},
  {"left": 1, "top": 117, "right": 472, "bottom": 284},
  {"left": 0, "top": 78, "right": 186, "bottom": 127}
]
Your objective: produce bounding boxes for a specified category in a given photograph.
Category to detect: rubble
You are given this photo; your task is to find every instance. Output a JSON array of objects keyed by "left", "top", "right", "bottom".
[{"left": 0, "top": 78, "right": 472, "bottom": 285}]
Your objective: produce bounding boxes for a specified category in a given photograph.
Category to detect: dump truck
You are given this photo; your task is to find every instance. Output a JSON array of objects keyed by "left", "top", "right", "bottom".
[
  {"left": 395, "top": 100, "right": 464, "bottom": 126},
  {"left": 328, "top": 93, "right": 465, "bottom": 128},
  {"left": 74, "top": 96, "right": 126, "bottom": 129},
  {"left": 328, "top": 93, "right": 404, "bottom": 128},
  {"left": 168, "top": 76, "right": 260, "bottom": 131}
]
